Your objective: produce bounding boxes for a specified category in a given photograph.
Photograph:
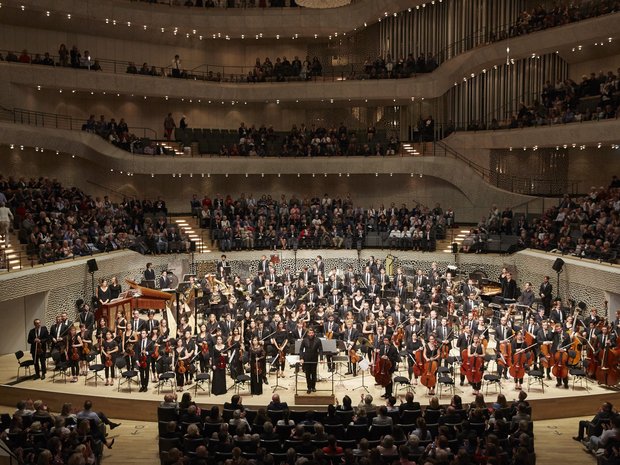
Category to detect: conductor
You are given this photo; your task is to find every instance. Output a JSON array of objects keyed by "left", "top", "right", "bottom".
[{"left": 299, "top": 327, "right": 323, "bottom": 394}]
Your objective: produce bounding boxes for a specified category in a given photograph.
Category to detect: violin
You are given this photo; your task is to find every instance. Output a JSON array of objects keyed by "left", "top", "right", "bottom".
[
  {"left": 177, "top": 359, "right": 187, "bottom": 374},
  {"left": 217, "top": 353, "right": 227, "bottom": 370},
  {"left": 140, "top": 353, "right": 148, "bottom": 369},
  {"left": 82, "top": 340, "right": 91, "bottom": 355},
  {"left": 153, "top": 342, "right": 160, "bottom": 360},
  {"left": 392, "top": 325, "right": 405, "bottom": 348},
  {"left": 125, "top": 343, "right": 135, "bottom": 358},
  {"left": 165, "top": 340, "right": 172, "bottom": 354},
  {"left": 71, "top": 347, "right": 80, "bottom": 361},
  {"left": 105, "top": 354, "right": 113, "bottom": 368},
  {"left": 255, "top": 353, "right": 263, "bottom": 377},
  {"left": 201, "top": 341, "right": 209, "bottom": 356}
]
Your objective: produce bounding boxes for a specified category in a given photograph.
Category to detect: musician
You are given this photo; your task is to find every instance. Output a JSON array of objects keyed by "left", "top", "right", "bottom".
[
  {"left": 122, "top": 326, "right": 139, "bottom": 369},
  {"left": 78, "top": 303, "right": 95, "bottom": 332},
  {"left": 306, "top": 287, "right": 319, "bottom": 307},
  {"left": 584, "top": 309, "right": 601, "bottom": 329},
  {"left": 50, "top": 315, "right": 66, "bottom": 351},
  {"left": 343, "top": 266, "right": 356, "bottom": 287},
  {"left": 378, "top": 269, "right": 391, "bottom": 292},
  {"left": 27, "top": 319, "right": 49, "bottom": 380},
  {"left": 173, "top": 338, "right": 191, "bottom": 392},
  {"left": 413, "top": 269, "right": 428, "bottom": 290},
  {"left": 511, "top": 331, "right": 529, "bottom": 390},
  {"left": 463, "top": 293, "right": 480, "bottom": 314},
  {"left": 159, "top": 271, "right": 172, "bottom": 290},
  {"left": 137, "top": 329, "right": 153, "bottom": 392},
  {"left": 109, "top": 277, "right": 122, "bottom": 300},
  {"left": 144, "top": 262, "right": 156, "bottom": 284},
  {"left": 539, "top": 276, "right": 553, "bottom": 313},
  {"left": 405, "top": 332, "right": 424, "bottom": 384},
  {"left": 316, "top": 277, "right": 329, "bottom": 300},
  {"left": 101, "top": 330, "right": 118, "bottom": 386},
  {"left": 551, "top": 323, "right": 571, "bottom": 388},
  {"left": 195, "top": 324, "right": 211, "bottom": 374},
  {"left": 456, "top": 326, "right": 471, "bottom": 386},
  {"left": 281, "top": 266, "right": 295, "bottom": 285},
  {"left": 271, "top": 321, "right": 289, "bottom": 378},
  {"left": 393, "top": 267, "right": 407, "bottom": 287},
  {"left": 258, "top": 255, "right": 269, "bottom": 274},
  {"left": 227, "top": 327, "right": 243, "bottom": 380},
  {"left": 78, "top": 323, "right": 92, "bottom": 375},
  {"left": 95, "top": 318, "right": 108, "bottom": 348},
  {"left": 424, "top": 310, "right": 439, "bottom": 339},
  {"left": 442, "top": 273, "right": 457, "bottom": 296},
  {"left": 550, "top": 299, "right": 566, "bottom": 326},
  {"left": 115, "top": 310, "right": 127, "bottom": 340},
  {"left": 524, "top": 316, "right": 540, "bottom": 369},
  {"left": 68, "top": 326, "right": 81, "bottom": 383},
  {"left": 377, "top": 336, "right": 399, "bottom": 399},
  {"left": 536, "top": 320, "right": 554, "bottom": 380},
  {"left": 518, "top": 282, "right": 535, "bottom": 308},
  {"left": 501, "top": 272, "right": 518, "bottom": 300},
  {"left": 299, "top": 266, "right": 314, "bottom": 285},
  {"left": 328, "top": 288, "right": 341, "bottom": 310},
  {"left": 342, "top": 319, "right": 360, "bottom": 375},
  {"left": 495, "top": 316, "right": 514, "bottom": 380},
  {"left": 404, "top": 315, "right": 422, "bottom": 342},
  {"left": 422, "top": 334, "right": 440, "bottom": 395},
  {"left": 394, "top": 280, "right": 408, "bottom": 301},
  {"left": 150, "top": 327, "right": 162, "bottom": 382},
  {"left": 315, "top": 255, "right": 325, "bottom": 278},
  {"left": 216, "top": 254, "right": 229, "bottom": 280},
  {"left": 96, "top": 279, "right": 111, "bottom": 308},
  {"left": 597, "top": 325, "right": 616, "bottom": 353},
  {"left": 130, "top": 310, "right": 145, "bottom": 333},
  {"left": 159, "top": 318, "right": 171, "bottom": 343},
  {"left": 436, "top": 317, "right": 453, "bottom": 361},
  {"left": 176, "top": 316, "right": 191, "bottom": 340},
  {"left": 145, "top": 310, "right": 159, "bottom": 334},
  {"left": 392, "top": 305, "right": 407, "bottom": 328},
  {"left": 467, "top": 334, "right": 485, "bottom": 395},
  {"left": 362, "top": 266, "right": 374, "bottom": 289},
  {"left": 411, "top": 286, "right": 428, "bottom": 306},
  {"left": 299, "top": 327, "right": 323, "bottom": 394},
  {"left": 249, "top": 337, "right": 266, "bottom": 395}
]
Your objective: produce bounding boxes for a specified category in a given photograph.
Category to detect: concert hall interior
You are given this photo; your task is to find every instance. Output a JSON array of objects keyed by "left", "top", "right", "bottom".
[{"left": 1, "top": 1, "right": 620, "bottom": 465}]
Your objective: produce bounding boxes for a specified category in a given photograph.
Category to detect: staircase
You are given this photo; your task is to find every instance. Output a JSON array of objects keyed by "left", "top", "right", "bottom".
[
  {"left": 0, "top": 231, "right": 27, "bottom": 271},
  {"left": 172, "top": 217, "right": 211, "bottom": 253}
]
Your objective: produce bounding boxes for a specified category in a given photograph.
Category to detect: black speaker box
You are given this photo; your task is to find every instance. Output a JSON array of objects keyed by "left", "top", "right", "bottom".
[
  {"left": 87, "top": 258, "right": 98, "bottom": 273},
  {"left": 552, "top": 258, "right": 564, "bottom": 272}
]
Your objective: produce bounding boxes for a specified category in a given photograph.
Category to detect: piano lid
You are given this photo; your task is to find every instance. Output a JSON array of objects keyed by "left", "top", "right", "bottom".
[{"left": 125, "top": 279, "right": 174, "bottom": 301}]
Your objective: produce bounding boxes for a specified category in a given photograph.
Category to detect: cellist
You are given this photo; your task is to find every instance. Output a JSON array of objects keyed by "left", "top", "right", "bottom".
[
  {"left": 495, "top": 316, "right": 514, "bottom": 380},
  {"left": 551, "top": 323, "right": 571, "bottom": 388},
  {"left": 523, "top": 316, "right": 540, "bottom": 370},
  {"left": 423, "top": 334, "right": 441, "bottom": 396},
  {"left": 377, "top": 336, "right": 399, "bottom": 399},
  {"left": 536, "top": 320, "right": 554, "bottom": 380},
  {"left": 456, "top": 326, "right": 472, "bottom": 387},
  {"left": 510, "top": 331, "right": 528, "bottom": 390},
  {"left": 467, "top": 334, "right": 485, "bottom": 395},
  {"left": 405, "top": 331, "right": 424, "bottom": 385}
]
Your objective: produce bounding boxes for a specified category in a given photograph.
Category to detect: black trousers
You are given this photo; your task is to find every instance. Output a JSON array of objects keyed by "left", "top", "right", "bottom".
[
  {"left": 33, "top": 351, "right": 46, "bottom": 376},
  {"left": 139, "top": 365, "right": 149, "bottom": 388},
  {"left": 305, "top": 364, "right": 317, "bottom": 390}
]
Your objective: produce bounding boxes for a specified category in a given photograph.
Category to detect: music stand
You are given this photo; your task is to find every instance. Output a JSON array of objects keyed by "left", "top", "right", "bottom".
[{"left": 353, "top": 358, "right": 370, "bottom": 392}]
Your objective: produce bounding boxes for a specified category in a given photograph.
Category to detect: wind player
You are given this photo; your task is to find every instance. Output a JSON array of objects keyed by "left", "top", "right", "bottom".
[{"left": 27, "top": 319, "right": 49, "bottom": 380}]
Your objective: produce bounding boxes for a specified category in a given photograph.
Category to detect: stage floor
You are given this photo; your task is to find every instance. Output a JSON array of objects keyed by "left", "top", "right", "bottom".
[{"left": 1, "top": 354, "right": 619, "bottom": 422}]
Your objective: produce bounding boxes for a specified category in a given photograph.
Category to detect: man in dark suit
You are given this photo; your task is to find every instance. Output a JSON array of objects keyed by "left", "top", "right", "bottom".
[
  {"left": 130, "top": 310, "right": 145, "bottom": 333},
  {"left": 50, "top": 314, "right": 65, "bottom": 350},
  {"left": 159, "top": 271, "right": 172, "bottom": 289},
  {"left": 549, "top": 299, "right": 566, "bottom": 325},
  {"left": 137, "top": 329, "right": 154, "bottom": 392},
  {"left": 145, "top": 311, "right": 159, "bottom": 334},
  {"left": 78, "top": 304, "right": 95, "bottom": 332},
  {"left": 501, "top": 272, "right": 518, "bottom": 300},
  {"left": 377, "top": 336, "right": 399, "bottom": 399},
  {"left": 299, "top": 328, "right": 323, "bottom": 394},
  {"left": 342, "top": 320, "right": 360, "bottom": 375},
  {"left": 216, "top": 254, "right": 229, "bottom": 280},
  {"left": 495, "top": 316, "right": 514, "bottom": 379},
  {"left": 258, "top": 255, "right": 269, "bottom": 274},
  {"left": 539, "top": 276, "right": 553, "bottom": 313},
  {"left": 27, "top": 319, "right": 49, "bottom": 380}
]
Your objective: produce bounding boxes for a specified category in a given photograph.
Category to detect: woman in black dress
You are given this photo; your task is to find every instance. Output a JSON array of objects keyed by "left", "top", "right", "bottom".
[
  {"left": 109, "top": 277, "right": 122, "bottom": 300},
  {"left": 249, "top": 337, "right": 265, "bottom": 395},
  {"left": 96, "top": 279, "right": 111, "bottom": 308},
  {"left": 211, "top": 336, "right": 228, "bottom": 395},
  {"left": 174, "top": 338, "right": 191, "bottom": 392},
  {"left": 102, "top": 330, "right": 118, "bottom": 386}
]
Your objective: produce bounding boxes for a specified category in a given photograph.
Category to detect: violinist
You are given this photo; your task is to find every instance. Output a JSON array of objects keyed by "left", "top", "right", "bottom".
[
  {"left": 123, "top": 326, "right": 139, "bottom": 369},
  {"left": 510, "top": 332, "right": 529, "bottom": 390},
  {"left": 173, "top": 338, "right": 191, "bottom": 392},
  {"left": 196, "top": 324, "right": 211, "bottom": 374},
  {"left": 115, "top": 310, "right": 127, "bottom": 341},
  {"left": 150, "top": 327, "right": 162, "bottom": 382},
  {"left": 436, "top": 317, "right": 453, "bottom": 365},
  {"left": 182, "top": 329, "right": 197, "bottom": 386},
  {"left": 423, "top": 335, "right": 441, "bottom": 395},
  {"left": 495, "top": 317, "right": 514, "bottom": 380},
  {"left": 551, "top": 323, "right": 571, "bottom": 388},
  {"left": 78, "top": 323, "right": 91, "bottom": 376},
  {"left": 227, "top": 327, "right": 243, "bottom": 380},
  {"left": 95, "top": 318, "right": 109, "bottom": 348},
  {"left": 137, "top": 329, "right": 153, "bottom": 392},
  {"left": 272, "top": 321, "right": 289, "bottom": 378},
  {"left": 405, "top": 332, "right": 424, "bottom": 384},
  {"left": 68, "top": 326, "right": 81, "bottom": 382},
  {"left": 323, "top": 313, "right": 340, "bottom": 372},
  {"left": 101, "top": 330, "right": 118, "bottom": 386},
  {"left": 377, "top": 336, "right": 399, "bottom": 399},
  {"left": 536, "top": 320, "right": 554, "bottom": 380},
  {"left": 249, "top": 336, "right": 265, "bottom": 395},
  {"left": 467, "top": 334, "right": 485, "bottom": 395},
  {"left": 597, "top": 325, "right": 616, "bottom": 353},
  {"left": 456, "top": 326, "right": 472, "bottom": 387},
  {"left": 550, "top": 299, "right": 566, "bottom": 326},
  {"left": 176, "top": 316, "right": 192, "bottom": 340},
  {"left": 211, "top": 335, "right": 228, "bottom": 395}
]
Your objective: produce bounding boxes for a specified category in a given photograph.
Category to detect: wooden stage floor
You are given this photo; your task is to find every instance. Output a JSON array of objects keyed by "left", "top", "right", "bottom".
[{"left": 1, "top": 354, "right": 619, "bottom": 422}]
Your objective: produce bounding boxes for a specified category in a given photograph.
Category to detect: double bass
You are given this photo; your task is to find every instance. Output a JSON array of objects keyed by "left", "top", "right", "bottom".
[{"left": 596, "top": 336, "right": 619, "bottom": 386}]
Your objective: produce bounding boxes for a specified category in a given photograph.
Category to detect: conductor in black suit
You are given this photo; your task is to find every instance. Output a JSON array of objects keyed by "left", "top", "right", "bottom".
[
  {"left": 27, "top": 319, "right": 49, "bottom": 380},
  {"left": 144, "top": 262, "right": 156, "bottom": 283},
  {"left": 299, "top": 327, "right": 323, "bottom": 394}
]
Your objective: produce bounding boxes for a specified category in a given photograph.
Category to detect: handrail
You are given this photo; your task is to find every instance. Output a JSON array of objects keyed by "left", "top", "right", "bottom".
[{"left": 0, "top": 106, "right": 158, "bottom": 139}]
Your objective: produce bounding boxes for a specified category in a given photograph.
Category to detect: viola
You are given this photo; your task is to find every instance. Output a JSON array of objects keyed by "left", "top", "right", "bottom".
[
  {"left": 82, "top": 340, "right": 91, "bottom": 355},
  {"left": 165, "top": 340, "right": 172, "bottom": 354},
  {"left": 217, "top": 354, "right": 227, "bottom": 369},
  {"left": 373, "top": 356, "right": 393, "bottom": 387},
  {"left": 349, "top": 347, "right": 361, "bottom": 364},
  {"left": 420, "top": 359, "right": 438, "bottom": 389},
  {"left": 278, "top": 349, "right": 286, "bottom": 365},
  {"left": 551, "top": 349, "right": 569, "bottom": 379}
]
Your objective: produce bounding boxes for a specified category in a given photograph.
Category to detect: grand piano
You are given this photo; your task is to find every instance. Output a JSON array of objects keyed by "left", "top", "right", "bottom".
[{"left": 96, "top": 280, "right": 174, "bottom": 330}]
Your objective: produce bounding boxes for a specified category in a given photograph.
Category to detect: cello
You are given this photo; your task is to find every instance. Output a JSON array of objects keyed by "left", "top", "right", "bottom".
[
  {"left": 412, "top": 347, "right": 425, "bottom": 378},
  {"left": 596, "top": 330, "right": 620, "bottom": 386},
  {"left": 373, "top": 353, "right": 393, "bottom": 387},
  {"left": 551, "top": 341, "right": 571, "bottom": 380},
  {"left": 509, "top": 343, "right": 536, "bottom": 380},
  {"left": 420, "top": 338, "right": 439, "bottom": 393}
]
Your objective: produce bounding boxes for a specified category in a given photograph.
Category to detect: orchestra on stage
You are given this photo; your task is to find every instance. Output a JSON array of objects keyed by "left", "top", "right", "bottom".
[{"left": 27, "top": 255, "right": 620, "bottom": 396}]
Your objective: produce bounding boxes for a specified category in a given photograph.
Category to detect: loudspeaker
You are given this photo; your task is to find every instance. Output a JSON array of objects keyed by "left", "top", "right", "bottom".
[
  {"left": 189, "top": 241, "right": 197, "bottom": 252},
  {"left": 87, "top": 258, "right": 98, "bottom": 273},
  {"left": 552, "top": 258, "right": 564, "bottom": 273}
]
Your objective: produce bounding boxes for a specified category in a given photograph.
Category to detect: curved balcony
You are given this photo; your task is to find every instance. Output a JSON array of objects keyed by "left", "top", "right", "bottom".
[
  {"left": 2, "top": 0, "right": 420, "bottom": 39},
  {"left": 2, "top": 13, "right": 617, "bottom": 105}
]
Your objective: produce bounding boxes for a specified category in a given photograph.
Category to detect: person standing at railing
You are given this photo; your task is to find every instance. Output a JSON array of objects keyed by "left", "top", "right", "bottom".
[{"left": 171, "top": 54, "right": 182, "bottom": 78}]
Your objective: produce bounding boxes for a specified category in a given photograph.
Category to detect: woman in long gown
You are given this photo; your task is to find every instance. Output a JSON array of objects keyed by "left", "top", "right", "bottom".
[
  {"left": 249, "top": 337, "right": 265, "bottom": 395},
  {"left": 211, "top": 336, "right": 228, "bottom": 395}
]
